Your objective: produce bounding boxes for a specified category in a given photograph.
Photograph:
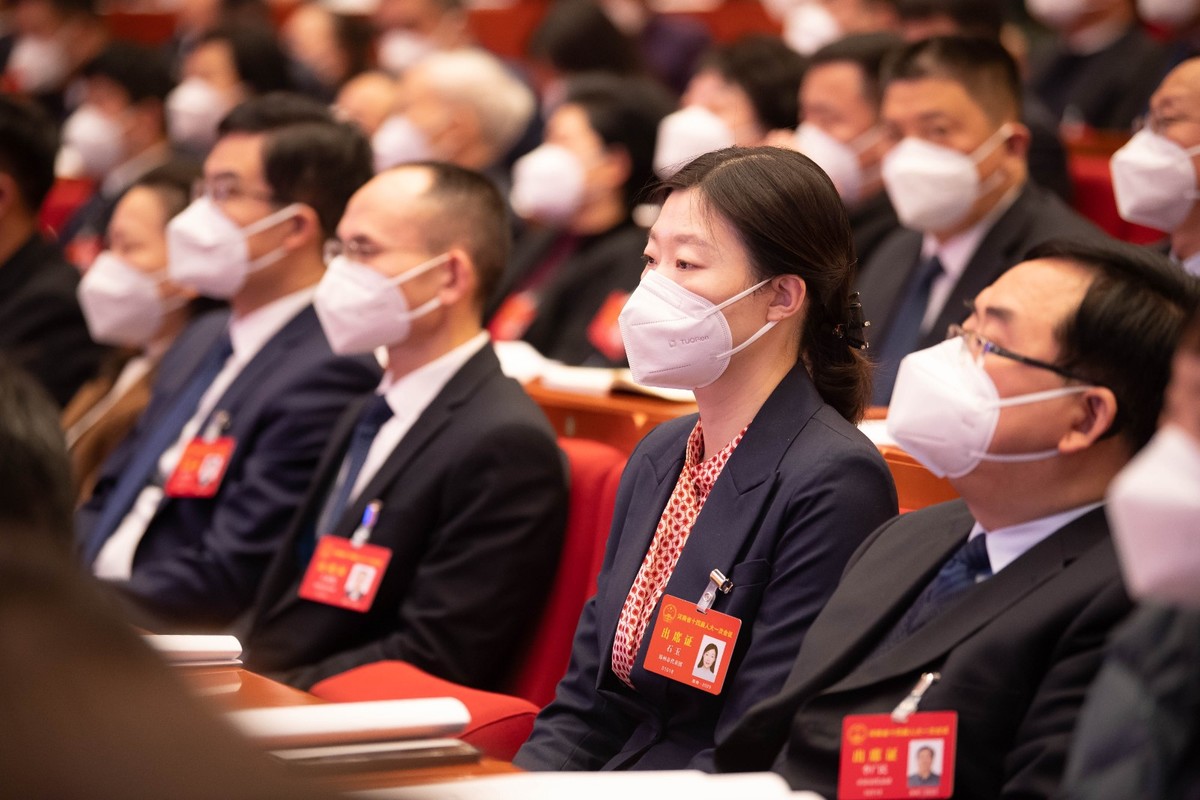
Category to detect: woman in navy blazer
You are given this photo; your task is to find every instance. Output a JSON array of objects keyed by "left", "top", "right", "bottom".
[{"left": 515, "top": 147, "right": 898, "bottom": 771}]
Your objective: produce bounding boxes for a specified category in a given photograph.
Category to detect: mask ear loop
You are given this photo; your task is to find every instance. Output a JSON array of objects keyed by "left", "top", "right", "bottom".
[
  {"left": 970, "top": 384, "right": 1097, "bottom": 463},
  {"left": 708, "top": 277, "right": 778, "bottom": 360}
]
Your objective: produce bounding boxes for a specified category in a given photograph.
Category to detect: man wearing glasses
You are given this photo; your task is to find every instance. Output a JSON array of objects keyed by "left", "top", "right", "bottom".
[
  {"left": 77, "top": 94, "right": 381, "bottom": 629},
  {"left": 715, "top": 238, "right": 1200, "bottom": 799}
]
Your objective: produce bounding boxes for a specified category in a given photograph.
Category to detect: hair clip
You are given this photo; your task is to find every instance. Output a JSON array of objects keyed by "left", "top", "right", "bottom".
[{"left": 833, "top": 292, "right": 870, "bottom": 350}]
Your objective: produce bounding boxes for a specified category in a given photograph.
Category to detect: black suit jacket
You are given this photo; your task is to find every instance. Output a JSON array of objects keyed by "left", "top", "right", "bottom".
[
  {"left": 859, "top": 183, "right": 1101, "bottom": 356},
  {"left": 0, "top": 234, "right": 107, "bottom": 406},
  {"left": 515, "top": 363, "right": 897, "bottom": 772},
  {"left": 240, "top": 344, "right": 569, "bottom": 692},
  {"left": 76, "top": 308, "right": 381, "bottom": 628},
  {"left": 715, "top": 501, "right": 1133, "bottom": 800}
]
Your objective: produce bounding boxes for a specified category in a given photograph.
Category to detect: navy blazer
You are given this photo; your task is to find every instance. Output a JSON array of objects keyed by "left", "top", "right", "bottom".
[
  {"left": 515, "top": 362, "right": 897, "bottom": 771},
  {"left": 715, "top": 501, "right": 1134, "bottom": 800},
  {"left": 857, "top": 182, "right": 1101, "bottom": 356},
  {"left": 77, "top": 308, "right": 381, "bottom": 628},
  {"left": 240, "top": 345, "right": 569, "bottom": 691}
]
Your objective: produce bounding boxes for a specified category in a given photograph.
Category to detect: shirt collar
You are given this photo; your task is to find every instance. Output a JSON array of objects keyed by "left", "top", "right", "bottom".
[
  {"left": 969, "top": 500, "right": 1104, "bottom": 574},
  {"left": 922, "top": 182, "right": 1022, "bottom": 287},
  {"left": 227, "top": 286, "right": 315, "bottom": 361},
  {"left": 377, "top": 331, "right": 490, "bottom": 418}
]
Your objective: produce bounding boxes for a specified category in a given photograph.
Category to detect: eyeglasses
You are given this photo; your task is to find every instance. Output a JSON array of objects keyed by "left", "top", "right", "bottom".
[
  {"left": 1132, "top": 113, "right": 1200, "bottom": 137},
  {"left": 324, "top": 238, "right": 420, "bottom": 263},
  {"left": 946, "top": 324, "right": 1086, "bottom": 382},
  {"left": 192, "top": 176, "right": 278, "bottom": 205}
]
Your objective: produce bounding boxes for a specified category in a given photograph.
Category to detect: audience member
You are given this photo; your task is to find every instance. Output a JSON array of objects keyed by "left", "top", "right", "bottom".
[
  {"left": 56, "top": 41, "right": 180, "bottom": 269},
  {"left": 492, "top": 73, "right": 673, "bottom": 366},
  {"left": 595, "top": 0, "right": 711, "bottom": 95},
  {"left": 0, "top": 358, "right": 335, "bottom": 800},
  {"left": 716, "top": 237, "right": 1200, "bottom": 798},
  {"left": 779, "top": 0, "right": 899, "bottom": 57},
  {"left": 3, "top": 0, "right": 107, "bottom": 114},
  {"left": 894, "top": 0, "right": 1073, "bottom": 201},
  {"left": 166, "top": 25, "right": 294, "bottom": 157},
  {"left": 862, "top": 36, "right": 1098, "bottom": 404},
  {"left": 381, "top": 48, "right": 536, "bottom": 194},
  {"left": 238, "top": 161, "right": 568, "bottom": 691},
  {"left": 526, "top": 0, "right": 644, "bottom": 109},
  {"left": 655, "top": 35, "right": 806, "bottom": 176},
  {"left": 76, "top": 94, "right": 381, "bottom": 629},
  {"left": 1060, "top": 300, "right": 1200, "bottom": 800},
  {"left": 66, "top": 162, "right": 207, "bottom": 504},
  {"left": 515, "top": 147, "right": 897, "bottom": 771},
  {"left": 1110, "top": 57, "right": 1200, "bottom": 277},
  {"left": 281, "top": 2, "right": 374, "bottom": 103},
  {"left": 0, "top": 93, "right": 106, "bottom": 407},
  {"left": 786, "top": 32, "right": 903, "bottom": 267},
  {"left": 1139, "top": 0, "right": 1200, "bottom": 69},
  {"left": 1026, "top": 0, "right": 1169, "bottom": 132},
  {"left": 373, "top": 0, "right": 471, "bottom": 75},
  {"left": 334, "top": 70, "right": 398, "bottom": 139}
]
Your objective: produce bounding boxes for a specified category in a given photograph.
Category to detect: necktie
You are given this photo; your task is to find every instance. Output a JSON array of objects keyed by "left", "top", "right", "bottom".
[
  {"left": 873, "top": 534, "right": 991, "bottom": 656},
  {"left": 872, "top": 254, "right": 943, "bottom": 405},
  {"left": 306, "top": 395, "right": 393, "bottom": 557},
  {"left": 81, "top": 333, "right": 233, "bottom": 564}
]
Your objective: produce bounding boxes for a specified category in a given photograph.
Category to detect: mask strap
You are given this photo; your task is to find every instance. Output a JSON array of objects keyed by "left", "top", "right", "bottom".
[
  {"left": 991, "top": 384, "right": 1092, "bottom": 409},
  {"left": 711, "top": 277, "right": 773, "bottom": 314},
  {"left": 241, "top": 202, "right": 306, "bottom": 238},
  {"left": 971, "top": 123, "right": 1013, "bottom": 164},
  {"left": 973, "top": 447, "right": 1062, "bottom": 464},
  {"left": 406, "top": 294, "right": 443, "bottom": 321},
  {"left": 383, "top": 252, "right": 452, "bottom": 288},
  {"left": 848, "top": 124, "right": 885, "bottom": 155},
  {"left": 719, "top": 319, "right": 780, "bottom": 360}
]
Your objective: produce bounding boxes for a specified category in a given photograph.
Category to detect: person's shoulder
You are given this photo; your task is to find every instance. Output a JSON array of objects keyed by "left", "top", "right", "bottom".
[{"left": 1005, "top": 183, "right": 1101, "bottom": 245}]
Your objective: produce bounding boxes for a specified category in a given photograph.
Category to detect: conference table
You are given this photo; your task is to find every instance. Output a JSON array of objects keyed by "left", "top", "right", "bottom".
[{"left": 187, "top": 666, "right": 518, "bottom": 792}]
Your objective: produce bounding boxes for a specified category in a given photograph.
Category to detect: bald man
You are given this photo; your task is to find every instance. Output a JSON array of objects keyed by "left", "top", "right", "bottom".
[
  {"left": 238, "top": 162, "right": 568, "bottom": 692},
  {"left": 1111, "top": 57, "right": 1200, "bottom": 277}
]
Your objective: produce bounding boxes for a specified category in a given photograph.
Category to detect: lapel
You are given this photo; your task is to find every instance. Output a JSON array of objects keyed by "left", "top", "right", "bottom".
[
  {"left": 607, "top": 363, "right": 828, "bottom": 702},
  {"left": 828, "top": 505, "right": 1111, "bottom": 695},
  {"left": 919, "top": 184, "right": 1040, "bottom": 349}
]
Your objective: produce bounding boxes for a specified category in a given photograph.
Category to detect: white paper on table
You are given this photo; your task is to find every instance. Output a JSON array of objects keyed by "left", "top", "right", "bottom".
[
  {"left": 493, "top": 340, "right": 554, "bottom": 384},
  {"left": 351, "top": 770, "right": 826, "bottom": 800},
  {"left": 226, "top": 698, "right": 470, "bottom": 749},
  {"left": 143, "top": 634, "right": 243, "bottom": 664},
  {"left": 857, "top": 419, "right": 897, "bottom": 448}
]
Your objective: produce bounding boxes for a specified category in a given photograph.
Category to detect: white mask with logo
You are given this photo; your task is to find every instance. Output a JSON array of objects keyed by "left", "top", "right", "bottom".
[
  {"left": 314, "top": 253, "right": 449, "bottom": 354},
  {"left": 653, "top": 106, "right": 736, "bottom": 179},
  {"left": 882, "top": 125, "right": 1011, "bottom": 233},
  {"left": 618, "top": 269, "right": 776, "bottom": 390},
  {"left": 793, "top": 122, "right": 881, "bottom": 206},
  {"left": 59, "top": 104, "right": 126, "bottom": 179},
  {"left": 509, "top": 144, "right": 587, "bottom": 225},
  {"left": 1110, "top": 129, "right": 1200, "bottom": 233},
  {"left": 887, "top": 337, "right": 1093, "bottom": 478},
  {"left": 1107, "top": 425, "right": 1200, "bottom": 606},
  {"left": 372, "top": 114, "right": 434, "bottom": 172},
  {"left": 167, "top": 196, "right": 303, "bottom": 299},
  {"left": 166, "top": 78, "right": 236, "bottom": 152},
  {"left": 78, "top": 251, "right": 175, "bottom": 347},
  {"left": 783, "top": 1, "right": 841, "bottom": 56}
]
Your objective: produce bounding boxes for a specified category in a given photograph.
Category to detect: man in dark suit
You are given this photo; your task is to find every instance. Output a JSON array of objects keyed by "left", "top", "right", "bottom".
[
  {"left": 862, "top": 36, "right": 1101, "bottom": 403},
  {"left": 714, "top": 239, "right": 1200, "bottom": 799},
  {"left": 77, "top": 94, "right": 381, "bottom": 628},
  {"left": 0, "top": 95, "right": 107, "bottom": 407},
  {"left": 238, "top": 161, "right": 569, "bottom": 692}
]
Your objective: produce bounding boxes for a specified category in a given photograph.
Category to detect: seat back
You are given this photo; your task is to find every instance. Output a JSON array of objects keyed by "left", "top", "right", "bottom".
[{"left": 508, "top": 437, "right": 626, "bottom": 707}]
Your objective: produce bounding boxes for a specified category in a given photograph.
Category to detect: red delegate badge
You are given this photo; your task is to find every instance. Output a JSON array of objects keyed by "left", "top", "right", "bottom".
[
  {"left": 838, "top": 712, "right": 958, "bottom": 799},
  {"left": 165, "top": 438, "right": 235, "bottom": 498},
  {"left": 586, "top": 290, "right": 630, "bottom": 363},
  {"left": 643, "top": 593, "right": 741, "bottom": 695},
  {"left": 298, "top": 502, "right": 392, "bottom": 613}
]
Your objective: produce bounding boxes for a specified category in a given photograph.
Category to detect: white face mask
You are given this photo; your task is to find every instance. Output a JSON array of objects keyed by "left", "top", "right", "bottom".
[
  {"left": 509, "top": 144, "right": 587, "bottom": 225},
  {"left": 618, "top": 269, "right": 777, "bottom": 390},
  {"left": 377, "top": 29, "right": 437, "bottom": 74},
  {"left": 653, "top": 106, "right": 736, "bottom": 179},
  {"left": 1110, "top": 129, "right": 1200, "bottom": 233},
  {"left": 371, "top": 114, "right": 433, "bottom": 172},
  {"left": 886, "top": 338, "right": 1093, "bottom": 479},
  {"left": 793, "top": 122, "right": 880, "bottom": 206},
  {"left": 78, "top": 251, "right": 172, "bottom": 347},
  {"left": 167, "top": 196, "right": 302, "bottom": 299},
  {"left": 7, "top": 35, "right": 70, "bottom": 94},
  {"left": 882, "top": 125, "right": 1011, "bottom": 234},
  {"left": 1107, "top": 425, "right": 1200, "bottom": 607},
  {"left": 58, "top": 104, "right": 126, "bottom": 179},
  {"left": 783, "top": 1, "right": 841, "bottom": 56},
  {"left": 1025, "top": 0, "right": 1094, "bottom": 28},
  {"left": 314, "top": 253, "right": 449, "bottom": 354},
  {"left": 1137, "top": 0, "right": 1200, "bottom": 26},
  {"left": 166, "top": 78, "right": 236, "bottom": 152}
]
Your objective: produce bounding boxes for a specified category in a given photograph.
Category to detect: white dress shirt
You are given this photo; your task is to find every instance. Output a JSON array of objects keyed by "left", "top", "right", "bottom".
[
  {"left": 93, "top": 288, "right": 316, "bottom": 580},
  {"left": 968, "top": 501, "right": 1104, "bottom": 575},
  {"left": 342, "top": 331, "right": 491, "bottom": 506},
  {"left": 920, "top": 184, "right": 1022, "bottom": 333}
]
